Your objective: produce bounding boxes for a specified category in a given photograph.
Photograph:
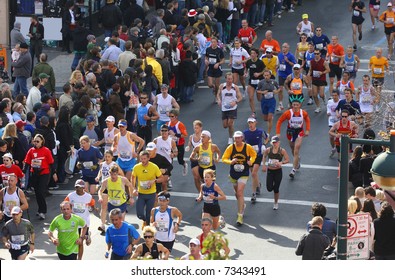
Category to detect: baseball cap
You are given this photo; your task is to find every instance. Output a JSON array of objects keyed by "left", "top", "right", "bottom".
[
  {"left": 15, "top": 120, "right": 27, "bottom": 129},
  {"left": 233, "top": 131, "right": 244, "bottom": 138},
  {"left": 2, "top": 152, "right": 13, "bottom": 160},
  {"left": 161, "top": 83, "right": 169, "bottom": 89},
  {"left": 293, "top": 64, "right": 301, "bottom": 69},
  {"left": 388, "top": 2, "right": 393, "bottom": 7},
  {"left": 158, "top": 192, "right": 170, "bottom": 200},
  {"left": 86, "top": 115, "right": 95, "bottom": 123},
  {"left": 189, "top": 238, "right": 200, "bottom": 246},
  {"left": 247, "top": 117, "right": 256, "bottom": 123},
  {"left": 11, "top": 206, "right": 22, "bottom": 215},
  {"left": 104, "top": 37, "right": 110, "bottom": 42},
  {"left": 271, "top": 136, "right": 280, "bottom": 143},
  {"left": 118, "top": 120, "right": 128, "bottom": 127},
  {"left": 146, "top": 142, "right": 156, "bottom": 151},
  {"left": 266, "top": 47, "right": 273, "bottom": 53},
  {"left": 201, "top": 130, "right": 211, "bottom": 138},
  {"left": 105, "top": 115, "right": 115, "bottom": 122},
  {"left": 19, "top": 42, "right": 29, "bottom": 49},
  {"left": 302, "top": 13, "right": 309, "bottom": 19},
  {"left": 39, "top": 73, "right": 50, "bottom": 79},
  {"left": 75, "top": 179, "right": 85, "bottom": 188}
]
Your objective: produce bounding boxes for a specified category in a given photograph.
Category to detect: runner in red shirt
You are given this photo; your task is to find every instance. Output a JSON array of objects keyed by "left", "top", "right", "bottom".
[
  {"left": 0, "top": 153, "right": 24, "bottom": 188},
  {"left": 238, "top": 19, "right": 257, "bottom": 53}
]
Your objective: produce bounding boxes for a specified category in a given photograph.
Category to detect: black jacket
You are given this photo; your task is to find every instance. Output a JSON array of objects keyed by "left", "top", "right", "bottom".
[
  {"left": 179, "top": 59, "right": 198, "bottom": 86},
  {"left": 29, "top": 22, "right": 44, "bottom": 41},
  {"left": 98, "top": 4, "right": 123, "bottom": 29},
  {"left": 55, "top": 121, "right": 74, "bottom": 158},
  {"left": 123, "top": 4, "right": 145, "bottom": 28},
  {"left": 295, "top": 227, "right": 330, "bottom": 260},
  {"left": 72, "top": 26, "right": 90, "bottom": 52}
]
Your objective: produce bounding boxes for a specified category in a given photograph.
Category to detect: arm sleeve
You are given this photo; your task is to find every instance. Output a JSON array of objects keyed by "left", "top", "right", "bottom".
[
  {"left": 303, "top": 111, "right": 311, "bottom": 131},
  {"left": 221, "top": 145, "right": 233, "bottom": 164}
]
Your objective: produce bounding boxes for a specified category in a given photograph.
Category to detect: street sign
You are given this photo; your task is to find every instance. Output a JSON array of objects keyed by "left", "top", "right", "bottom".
[{"left": 347, "top": 213, "right": 371, "bottom": 260}]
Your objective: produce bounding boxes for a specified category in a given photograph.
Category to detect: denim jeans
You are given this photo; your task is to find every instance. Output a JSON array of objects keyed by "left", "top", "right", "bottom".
[
  {"left": 13, "top": 76, "right": 28, "bottom": 97},
  {"left": 274, "top": 0, "right": 283, "bottom": 14},
  {"left": 216, "top": 22, "right": 223, "bottom": 43},
  {"left": 71, "top": 52, "right": 86, "bottom": 71},
  {"left": 198, "top": 56, "right": 206, "bottom": 81},
  {"left": 266, "top": 2, "right": 274, "bottom": 23},
  {"left": 184, "top": 85, "right": 195, "bottom": 102},
  {"left": 247, "top": 3, "right": 258, "bottom": 27},
  {"left": 258, "top": 4, "right": 266, "bottom": 23},
  {"left": 136, "top": 193, "right": 156, "bottom": 224}
]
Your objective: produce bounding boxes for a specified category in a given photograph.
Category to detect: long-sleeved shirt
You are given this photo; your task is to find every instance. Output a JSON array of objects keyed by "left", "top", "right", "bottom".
[{"left": 276, "top": 109, "right": 311, "bottom": 135}]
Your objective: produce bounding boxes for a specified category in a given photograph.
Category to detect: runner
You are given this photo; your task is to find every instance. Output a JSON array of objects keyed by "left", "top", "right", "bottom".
[
  {"left": 153, "top": 84, "right": 180, "bottom": 133},
  {"left": 379, "top": 3, "right": 395, "bottom": 58},
  {"left": 327, "top": 90, "right": 341, "bottom": 157},
  {"left": 245, "top": 48, "right": 265, "bottom": 117},
  {"left": 296, "top": 14, "right": 315, "bottom": 38},
  {"left": 229, "top": 38, "right": 250, "bottom": 97},
  {"left": 237, "top": 19, "right": 257, "bottom": 54},
  {"left": 134, "top": 92, "right": 159, "bottom": 145},
  {"left": 350, "top": 0, "right": 367, "bottom": 51},
  {"left": 369, "top": 48, "right": 389, "bottom": 112},
  {"left": 243, "top": 117, "right": 269, "bottom": 203},
  {"left": 369, "top": 0, "right": 381, "bottom": 30},
  {"left": 327, "top": 36, "right": 345, "bottom": 95},
  {"left": 112, "top": 119, "right": 145, "bottom": 181},
  {"left": 277, "top": 43, "right": 297, "bottom": 112},
  {"left": 340, "top": 46, "right": 361, "bottom": 81},
  {"left": 310, "top": 26, "right": 331, "bottom": 58},
  {"left": 150, "top": 191, "right": 182, "bottom": 252},
  {"left": 196, "top": 217, "right": 230, "bottom": 255},
  {"left": 99, "top": 165, "right": 135, "bottom": 220},
  {"left": 0, "top": 174, "right": 29, "bottom": 223},
  {"left": 302, "top": 43, "right": 315, "bottom": 105},
  {"left": 205, "top": 37, "right": 225, "bottom": 103},
  {"left": 262, "top": 136, "right": 290, "bottom": 210},
  {"left": 356, "top": 75, "right": 377, "bottom": 127},
  {"left": 216, "top": 72, "right": 243, "bottom": 145},
  {"left": 259, "top": 30, "right": 281, "bottom": 55},
  {"left": 222, "top": 131, "right": 257, "bottom": 226},
  {"left": 256, "top": 70, "right": 281, "bottom": 134},
  {"left": 295, "top": 33, "right": 309, "bottom": 65},
  {"left": 131, "top": 226, "right": 169, "bottom": 260},
  {"left": 284, "top": 64, "right": 310, "bottom": 109},
  {"left": 167, "top": 109, "right": 188, "bottom": 176},
  {"left": 261, "top": 47, "right": 279, "bottom": 80},
  {"left": 336, "top": 71, "right": 355, "bottom": 100},
  {"left": 97, "top": 115, "right": 119, "bottom": 157},
  {"left": 0, "top": 153, "right": 24, "bottom": 189},
  {"left": 189, "top": 130, "right": 221, "bottom": 189},
  {"left": 276, "top": 95, "right": 311, "bottom": 179},
  {"left": 329, "top": 109, "right": 359, "bottom": 157},
  {"left": 185, "top": 120, "right": 203, "bottom": 192},
  {"left": 180, "top": 238, "right": 204, "bottom": 260},
  {"left": 1, "top": 206, "right": 35, "bottom": 260},
  {"left": 146, "top": 142, "right": 173, "bottom": 193},
  {"left": 335, "top": 88, "right": 361, "bottom": 118},
  {"left": 48, "top": 201, "right": 87, "bottom": 260},
  {"left": 64, "top": 179, "right": 95, "bottom": 260}
]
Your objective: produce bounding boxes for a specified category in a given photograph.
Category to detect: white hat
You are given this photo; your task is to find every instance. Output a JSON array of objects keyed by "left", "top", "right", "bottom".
[
  {"left": 189, "top": 238, "right": 200, "bottom": 246},
  {"left": 105, "top": 116, "right": 115, "bottom": 122},
  {"left": 293, "top": 64, "right": 301, "bottom": 69},
  {"left": 266, "top": 47, "right": 273, "bottom": 53},
  {"left": 11, "top": 206, "right": 22, "bottom": 214},
  {"left": 233, "top": 131, "right": 244, "bottom": 138},
  {"left": 2, "top": 153, "right": 13, "bottom": 160},
  {"left": 388, "top": 2, "right": 393, "bottom": 7},
  {"left": 247, "top": 117, "right": 256, "bottom": 123},
  {"left": 201, "top": 130, "right": 211, "bottom": 138},
  {"left": 146, "top": 142, "right": 156, "bottom": 151}
]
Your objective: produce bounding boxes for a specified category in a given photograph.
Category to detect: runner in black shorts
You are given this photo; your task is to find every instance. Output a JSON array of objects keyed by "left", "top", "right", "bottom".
[
  {"left": 245, "top": 48, "right": 265, "bottom": 117},
  {"left": 206, "top": 37, "right": 225, "bottom": 102}
]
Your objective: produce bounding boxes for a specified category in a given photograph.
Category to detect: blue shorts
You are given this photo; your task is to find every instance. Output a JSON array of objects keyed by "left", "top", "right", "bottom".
[
  {"left": 116, "top": 157, "right": 137, "bottom": 172},
  {"left": 261, "top": 98, "right": 276, "bottom": 115},
  {"left": 108, "top": 202, "right": 128, "bottom": 213}
]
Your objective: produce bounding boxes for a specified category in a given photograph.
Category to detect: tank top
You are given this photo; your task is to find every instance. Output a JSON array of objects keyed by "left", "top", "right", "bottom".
[
  {"left": 117, "top": 132, "right": 135, "bottom": 162},
  {"left": 198, "top": 143, "right": 214, "bottom": 168},
  {"left": 230, "top": 47, "right": 248, "bottom": 69},
  {"left": 304, "top": 51, "right": 315, "bottom": 69},
  {"left": 107, "top": 177, "right": 127, "bottom": 206},
  {"left": 191, "top": 134, "right": 202, "bottom": 148},
  {"left": 300, "top": 21, "right": 313, "bottom": 37},
  {"left": 338, "top": 81, "right": 351, "bottom": 100},
  {"left": 156, "top": 94, "right": 173, "bottom": 122},
  {"left": 104, "top": 127, "right": 117, "bottom": 155},
  {"left": 344, "top": 54, "right": 356, "bottom": 73},
  {"left": 229, "top": 144, "right": 250, "bottom": 178},
  {"left": 290, "top": 73, "right": 303, "bottom": 95},
  {"left": 267, "top": 147, "right": 283, "bottom": 169},
  {"left": 221, "top": 83, "right": 238, "bottom": 112},
  {"left": 297, "top": 42, "right": 309, "bottom": 60},
  {"left": 153, "top": 207, "right": 175, "bottom": 242},
  {"left": 335, "top": 120, "right": 353, "bottom": 146},
  {"left": 137, "top": 103, "right": 152, "bottom": 126},
  {"left": 2, "top": 187, "right": 21, "bottom": 217},
  {"left": 310, "top": 58, "right": 326, "bottom": 81},
  {"left": 100, "top": 161, "right": 117, "bottom": 183},
  {"left": 288, "top": 109, "right": 304, "bottom": 129},
  {"left": 358, "top": 85, "right": 374, "bottom": 113},
  {"left": 142, "top": 243, "right": 160, "bottom": 259},
  {"left": 156, "top": 137, "right": 173, "bottom": 163},
  {"left": 202, "top": 182, "right": 219, "bottom": 205},
  {"left": 167, "top": 121, "right": 185, "bottom": 146}
]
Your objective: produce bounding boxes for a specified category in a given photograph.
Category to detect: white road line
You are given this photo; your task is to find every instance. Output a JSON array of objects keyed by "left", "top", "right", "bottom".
[{"left": 49, "top": 190, "right": 338, "bottom": 208}]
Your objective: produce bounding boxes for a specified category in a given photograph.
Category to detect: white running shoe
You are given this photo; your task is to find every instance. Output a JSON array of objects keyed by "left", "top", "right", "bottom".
[
  {"left": 314, "top": 107, "right": 321, "bottom": 113},
  {"left": 182, "top": 162, "right": 188, "bottom": 176},
  {"left": 273, "top": 203, "right": 279, "bottom": 210},
  {"left": 307, "top": 98, "right": 313, "bottom": 105}
]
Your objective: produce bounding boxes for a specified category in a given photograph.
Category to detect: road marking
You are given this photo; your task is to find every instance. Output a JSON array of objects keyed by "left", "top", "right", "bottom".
[{"left": 49, "top": 190, "right": 338, "bottom": 208}]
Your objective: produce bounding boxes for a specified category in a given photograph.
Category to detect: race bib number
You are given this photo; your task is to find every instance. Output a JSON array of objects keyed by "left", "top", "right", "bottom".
[
  {"left": 316, "top": 43, "right": 323, "bottom": 50},
  {"left": 234, "top": 164, "right": 245, "bottom": 172},
  {"left": 159, "top": 105, "right": 169, "bottom": 114},
  {"left": 291, "top": 82, "right": 301, "bottom": 90},
  {"left": 362, "top": 96, "right": 371, "bottom": 105},
  {"left": 73, "top": 202, "right": 86, "bottom": 213},
  {"left": 140, "top": 180, "right": 151, "bottom": 190},
  {"left": 208, "top": 57, "right": 217, "bottom": 64},
  {"left": 31, "top": 158, "right": 42, "bottom": 168},
  {"left": 251, "top": 79, "right": 259, "bottom": 85},
  {"left": 388, "top": 17, "right": 394, "bottom": 24},
  {"left": 119, "top": 151, "right": 132, "bottom": 160},
  {"left": 268, "top": 159, "right": 279, "bottom": 168},
  {"left": 331, "top": 55, "right": 339, "bottom": 62},
  {"left": 373, "top": 5, "right": 380, "bottom": 9},
  {"left": 83, "top": 161, "right": 93, "bottom": 169},
  {"left": 313, "top": 70, "right": 321, "bottom": 78},
  {"left": 265, "top": 92, "right": 274, "bottom": 99},
  {"left": 241, "top": 37, "right": 249, "bottom": 42},
  {"left": 346, "top": 65, "right": 354, "bottom": 72},
  {"left": 11, "top": 234, "right": 24, "bottom": 246},
  {"left": 279, "top": 64, "right": 286, "bottom": 71},
  {"left": 109, "top": 199, "right": 121, "bottom": 205},
  {"left": 373, "top": 68, "right": 382, "bottom": 74},
  {"left": 157, "top": 221, "right": 168, "bottom": 232},
  {"left": 203, "top": 195, "right": 214, "bottom": 203},
  {"left": 199, "top": 156, "right": 210, "bottom": 166},
  {"left": 353, "top": 10, "right": 360, "bottom": 17}
]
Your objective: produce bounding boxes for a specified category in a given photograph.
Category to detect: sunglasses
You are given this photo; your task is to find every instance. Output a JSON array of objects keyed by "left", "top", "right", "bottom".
[
  {"left": 144, "top": 235, "right": 154, "bottom": 239},
  {"left": 341, "top": 115, "right": 348, "bottom": 118},
  {"left": 161, "top": 130, "right": 168, "bottom": 132},
  {"left": 140, "top": 97, "right": 148, "bottom": 99},
  {"left": 169, "top": 115, "right": 175, "bottom": 118},
  {"left": 33, "top": 140, "right": 41, "bottom": 143},
  {"left": 314, "top": 53, "right": 321, "bottom": 55}
]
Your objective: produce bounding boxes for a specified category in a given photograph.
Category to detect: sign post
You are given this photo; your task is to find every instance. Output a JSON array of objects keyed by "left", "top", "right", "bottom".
[{"left": 347, "top": 213, "right": 371, "bottom": 260}]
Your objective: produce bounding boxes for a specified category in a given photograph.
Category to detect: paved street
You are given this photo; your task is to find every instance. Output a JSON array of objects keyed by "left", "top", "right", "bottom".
[{"left": 1, "top": 1, "right": 391, "bottom": 260}]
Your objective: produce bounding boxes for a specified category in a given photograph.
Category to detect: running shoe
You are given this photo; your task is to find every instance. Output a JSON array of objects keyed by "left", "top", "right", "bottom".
[
  {"left": 236, "top": 214, "right": 243, "bottom": 226},
  {"left": 273, "top": 203, "right": 279, "bottom": 210},
  {"left": 251, "top": 112, "right": 256, "bottom": 118},
  {"left": 288, "top": 9, "right": 295, "bottom": 13},
  {"left": 330, "top": 147, "right": 336, "bottom": 158},
  {"left": 38, "top": 213, "right": 46, "bottom": 220},
  {"left": 168, "top": 179, "right": 173, "bottom": 189},
  {"left": 371, "top": 25, "right": 375, "bottom": 30},
  {"left": 256, "top": 183, "right": 261, "bottom": 195},
  {"left": 251, "top": 193, "right": 257, "bottom": 204},
  {"left": 258, "top": 22, "right": 263, "bottom": 26},
  {"left": 314, "top": 107, "right": 321, "bottom": 113},
  {"left": 276, "top": 104, "right": 284, "bottom": 111},
  {"left": 49, "top": 185, "right": 59, "bottom": 190},
  {"left": 98, "top": 225, "right": 105, "bottom": 232},
  {"left": 197, "top": 80, "right": 205, "bottom": 84},
  {"left": 86, "top": 231, "right": 92, "bottom": 246},
  {"left": 289, "top": 169, "right": 296, "bottom": 179},
  {"left": 353, "top": 44, "right": 357, "bottom": 51},
  {"left": 182, "top": 162, "right": 188, "bottom": 176},
  {"left": 358, "top": 33, "right": 362, "bottom": 41},
  {"left": 307, "top": 98, "right": 313, "bottom": 105}
]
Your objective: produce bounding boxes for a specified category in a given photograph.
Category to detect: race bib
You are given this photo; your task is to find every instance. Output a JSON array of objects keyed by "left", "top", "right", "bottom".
[
  {"left": 362, "top": 96, "right": 371, "bottom": 104},
  {"left": 251, "top": 79, "right": 259, "bottom": 85},
  {"left": 109, "top": 199, "right": 121, "bottom": 205},
  {"left": 208, "top": 57, "right": 217, "bottom": 64},
  {"left": 268, "top": 159, "right": 279, "bottom": 168},
  {"left": 157, "top": 221, "right": 168, "bottom": 232},
  {"left": 346, "top": 65, "right": 354, "bottom": 72},
  {"left": 234, "top": 164, "right": 245, "bottom": 172},
  {"left": 203, "top": 195, "right": 214, "bottom": 203},
  {"left": 353, "top": 10, "right": 360, "bottom": 17},
  {"left": 291, "top": 82, "right": 301, "bottom": 90},
  {"left": 199, "top": 156, "right": 210, "bottom": 166},
  {"left": 11, "top": 234, "right": 24, "bottom": 245},
  {"left": 388, "top": 17, "right": 394, "bottom": 24},
  {"left": 31, "top": 158, "right": 42, "bottom": 168},
  {"left": 316, "top": 43, "right": 323, "bottom": 50},
  {"left": 279, "top": 64, "right": 286, "bottom": 71},
  {"left": 119, "top": 151, "right": 132, "bottom": 160},
  {"left": 140, "top": 180, "right": 151, "bottom": 190},
  {"left": 241, "top": 37, "right": 249, "bottom": 42},
  {"left": 373, "top": 68, "right": 382, "bottom": 74},
  {"left": 83, "top": 161, "right": 93, "bottom": 169},
  {"left": 313, "top": 70, "right": 321, "bottom": 78},
  {"left": 331, "top": 55, "right": 339, "bottom": 62},
  {"left": 73, "top": 202, "right": 86, "bottom": 213},
  {"left": 373, "top": 5, "right": 380, "bottom": 10},
  {"left": 265, "top": 92, "right": 274, "bottom": 99},
  {"left": 11, "top": 243, "right": 21, "bottom": 250}
]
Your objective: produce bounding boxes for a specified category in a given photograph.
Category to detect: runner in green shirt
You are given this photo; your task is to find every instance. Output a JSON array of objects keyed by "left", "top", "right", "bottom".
[{"left": 48, "top": 201, "right": 87, "bottom": 260}]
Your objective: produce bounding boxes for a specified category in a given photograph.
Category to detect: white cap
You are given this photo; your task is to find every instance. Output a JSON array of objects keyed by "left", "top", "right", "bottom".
[
  {"left": 2, "top": 153, "right": 13, "bottom": 160},
  {"left": 266, "top": 47, "right": 273, "bottom": 53},
  {"left": 247, "top": 117, "right": 256, "bottom": 123},
  {"left": 104, "top": 37, "right": 110, "bottom": 42},
  {"left": 233, "top": 131, "right": 244, "bottom": 138},
  {"left": 11, "top": 206, "right": 22, "bottom": 214},
  {"left": 388, "top": 2, "right": 393, "bottom": 7},
  {"left": 201, "top": 130, "right": 211, "bottom": 138},
  {"left": 189, "top": 238, "right": 200, "bottom": 246},
  {"left": 293, "top": 64, "right": 301, "bottom": 69},
  {"left": 105, "top": 115, "right": 115, "bottom": 122},
  {"left": 146, "top": 142, "right": 156, "bottom": 151}
]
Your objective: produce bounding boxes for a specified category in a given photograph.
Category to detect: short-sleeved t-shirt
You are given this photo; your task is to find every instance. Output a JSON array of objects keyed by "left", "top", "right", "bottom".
[
  {"left": 77, "top": 146, "right": 103, "bottom": 178},
  {"left": 205, "top": 47, "right": 224, "bottom": 68},
  {"left": 369, "top": 56, "right": 389, "bottom": 78},
  {"left": 49, "top": 214, "right": 86, "bottom": 256},
  {"left": 105, "top": 222, "right": 140, "bottom": 257},
  {"left": 2, "top": 218, "right": 34, "bottom": 246},
  {"left": 132, "top": 162, "right": 162, "bottom": 194}
]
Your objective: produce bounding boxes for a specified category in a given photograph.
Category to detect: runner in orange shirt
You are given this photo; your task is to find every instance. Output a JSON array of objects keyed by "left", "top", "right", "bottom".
[
  {"left": 276, "top": 95, "right": 310, "bottom": 179},
  {"left": 259, "top": 30, "right": 281, "bottom": 55},
  {"left": 327, "top": 36, "right": 345, "bottom": 95},
  {"left": 379, "top": 2, "right": 395, "bottom": 58}
]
